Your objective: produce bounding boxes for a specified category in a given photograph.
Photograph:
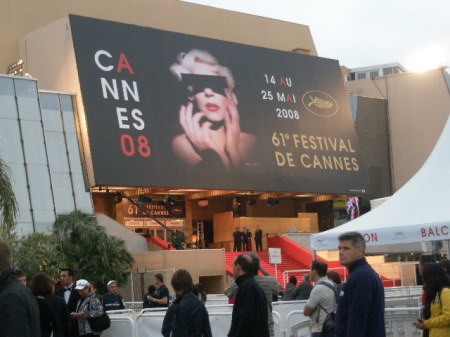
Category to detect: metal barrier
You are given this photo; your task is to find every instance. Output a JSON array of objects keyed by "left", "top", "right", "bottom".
[
  {"left": 385, "top": 307, "right": 421, "bottom": 337},
  {"left": 284, "top": 262, "right": 419, "bottom": 289},
  {"left": 125, "top": 302, "right": 143, "bottom": 312},
  {"left": 283, "top": 267, "right": 347, "bottom": 288},
  {"left": 111, "top": 296, "right": 422, "bottom": 337}
]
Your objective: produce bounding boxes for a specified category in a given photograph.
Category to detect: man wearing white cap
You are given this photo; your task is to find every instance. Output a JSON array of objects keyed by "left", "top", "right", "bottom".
[{"left": 102, "top": 280, "right": 125, "bottom": 311}]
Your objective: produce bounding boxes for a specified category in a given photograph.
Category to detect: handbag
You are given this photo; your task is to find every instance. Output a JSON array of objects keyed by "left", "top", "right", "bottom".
[{"left": 87, "top": 298, "right": 111, "bottom": 332}]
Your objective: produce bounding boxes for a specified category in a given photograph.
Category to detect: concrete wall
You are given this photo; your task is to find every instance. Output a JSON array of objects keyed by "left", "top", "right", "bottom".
[
  {"left": 126, "top": 248, "right": 227, "bottom": 300},
  {"left": 2, "top": 0, "right": 316, "bottom": 75},
  {"left": 345, "top": 68, "right": 450, "bottom": 191}
]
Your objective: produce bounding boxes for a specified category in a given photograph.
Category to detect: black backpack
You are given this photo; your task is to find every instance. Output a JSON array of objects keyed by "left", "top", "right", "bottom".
[{"left": 315, "top": 282, "right": 338, "bottom": 334}]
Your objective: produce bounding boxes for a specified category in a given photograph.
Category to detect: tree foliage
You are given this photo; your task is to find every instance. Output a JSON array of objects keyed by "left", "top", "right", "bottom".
[
  {"left": 0, "top": 158, "right": 18, "bottom": 238},
  {"left": 13, "top": 232, "right": 66, "bottom": 282},
  {"left": 53, "top": 211, "right": 134, "bottom": 294},
  {"left": 10, "top": 211, "right": 134, "bottom": 295}
]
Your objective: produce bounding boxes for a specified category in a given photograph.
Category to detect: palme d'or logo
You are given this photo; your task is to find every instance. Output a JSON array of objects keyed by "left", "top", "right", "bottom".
[{"left": 302, "top": 91, "right": 338, "bottom": 117}]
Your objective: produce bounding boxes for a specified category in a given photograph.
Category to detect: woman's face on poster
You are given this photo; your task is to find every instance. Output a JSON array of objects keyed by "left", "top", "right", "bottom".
[
  {"left": 183, "top": 73, "right": 229, "bottom": 123},
  {"left": 195, "top": 87, "right": 228, "bottom": 122}
]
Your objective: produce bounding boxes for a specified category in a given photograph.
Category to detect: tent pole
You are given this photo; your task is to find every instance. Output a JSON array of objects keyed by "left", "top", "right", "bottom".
[{"left": 313, "top": 250, "right": 317, "bottom": 260}]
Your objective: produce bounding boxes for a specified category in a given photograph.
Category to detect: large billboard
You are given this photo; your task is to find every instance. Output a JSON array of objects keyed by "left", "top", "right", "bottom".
[{"left": 70, "top": 15, "right": 368, "bottom": 194}]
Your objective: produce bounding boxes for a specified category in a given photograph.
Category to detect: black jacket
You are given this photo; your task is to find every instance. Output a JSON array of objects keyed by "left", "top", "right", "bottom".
[
  {"left": 36, "top": 297, "right": 61, "bottom": 337},
  {"left": 102, "top": 292, "right": 125, "bottom": 311},
  {"left": 228, "top": 273, "right": 269, "bottom": 337},
  {"left": 45, "top": 295, "right": 71, "bottom": 337},
  {"left": 0, "top": 269, "right": 41, "bottom": 337},
  {"left": 55, "top": 284, "right": 81, "bottom": 337},
  {"left": 233, "top": 231, "right": 242, "bottom": 243},
  {"left": 55, "top": 284, "right": 81, "bottom": 313},
  {"left": 335, "top": 257, "right": 386, "bottom": 337},
  {"left": 162, "top": 291, "right": 212, "bottom": 337}
]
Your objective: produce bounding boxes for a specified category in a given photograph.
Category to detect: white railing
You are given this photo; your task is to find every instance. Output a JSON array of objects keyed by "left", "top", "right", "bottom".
[
  {"left": 283, "top": 267, "right": 347, "bottom": 288},
  {"left": 283, "top": 262, "right": 420, "bottom": 289},
  {"left": 110, "top": 299, "right": 421, "bottom": 337}
]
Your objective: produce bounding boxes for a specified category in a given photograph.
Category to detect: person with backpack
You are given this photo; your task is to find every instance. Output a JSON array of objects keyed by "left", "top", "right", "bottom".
[{"left": 303, "top": 260, "right": 337, "bottom": 337}]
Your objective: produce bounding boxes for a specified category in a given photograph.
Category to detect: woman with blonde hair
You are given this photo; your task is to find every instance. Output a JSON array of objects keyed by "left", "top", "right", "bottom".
[{"left": 170, "top": 49, "right": 255, "bottom": 171}]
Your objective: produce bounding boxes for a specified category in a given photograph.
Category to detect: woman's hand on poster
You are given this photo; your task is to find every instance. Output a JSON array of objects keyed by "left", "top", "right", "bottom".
[
  {"left": 179, "top": 103, "right": 230, "bottom": 168},
  {"left": 224, "top": 93, "right": 242, "bottom": 168}
]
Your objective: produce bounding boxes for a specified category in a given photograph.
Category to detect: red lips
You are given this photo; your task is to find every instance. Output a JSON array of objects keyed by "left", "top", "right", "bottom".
[{"left": 206, "top": 103, "right": 219, "bottom": 111}]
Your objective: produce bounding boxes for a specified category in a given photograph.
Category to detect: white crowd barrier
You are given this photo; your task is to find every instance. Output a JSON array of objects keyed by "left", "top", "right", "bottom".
[
  {"left": 113, "top": 294, "right": 421, "bottom": 337},
  {"left": 384, "top": 286, "right": 423, "bottom": 297},
  {"left": 272, "top": 300, "right": 306, "bottom": 334},
  {"left": 103, "top": 309, "right": 136, "bottom": 337},
  {"left": 385, "top": 307, "right": 422, "bottom": 337}
]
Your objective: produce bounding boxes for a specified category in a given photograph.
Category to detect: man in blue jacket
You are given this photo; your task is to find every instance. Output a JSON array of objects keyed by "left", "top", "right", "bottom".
[{"left": 335, "top": 232, "right": 386, "bottom": 337}]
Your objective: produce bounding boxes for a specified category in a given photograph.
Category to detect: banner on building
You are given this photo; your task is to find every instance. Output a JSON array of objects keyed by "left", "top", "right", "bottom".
[{"left": 70, "top": 15, "right": 368, "bottom": 194}]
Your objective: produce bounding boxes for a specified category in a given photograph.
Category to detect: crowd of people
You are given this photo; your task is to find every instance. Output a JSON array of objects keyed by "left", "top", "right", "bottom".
[
  {"left": 2, "top": 230, "right": 450, "bottom": 337},
  {"left": 0, "top": 239, "right": 124, "bottom": 337}
]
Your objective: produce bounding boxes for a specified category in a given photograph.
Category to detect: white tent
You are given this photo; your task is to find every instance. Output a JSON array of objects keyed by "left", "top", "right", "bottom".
[{"left": 311, "top": 115, "right": 450, "bottom": 251}]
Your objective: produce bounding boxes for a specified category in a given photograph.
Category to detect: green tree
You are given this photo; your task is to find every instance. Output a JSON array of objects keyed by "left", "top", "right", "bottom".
[
  {"left": 53, "top": 211, "right": 134, "bottom": 294},
  {"left": 13, "top": 232, "right": 66, "bottom": 283},
  {"left": 0, "top": 158, "right": 18, "bottom": 238}
]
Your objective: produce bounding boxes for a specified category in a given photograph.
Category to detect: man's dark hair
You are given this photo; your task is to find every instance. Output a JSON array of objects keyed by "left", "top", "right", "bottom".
[
  {"left": 420, "top": 254, "right": 437, "bottom": 266},
  {"left": 155, "top": 273, "right": 164, "bottom": 283},
  {"left": 338, "top": 231, "right": 366, "bottom": 252},
  {"left": 0, "top": 239, "right": 12, "bottom": 273},
  {"left": 234, "top": 254, "right": 253, "bottom": 274},
  {"left": 246, "top": 252, "right": 260, "bottom": 276},
  {"left": 148, "top": 284, "right": 157, "bottom": 294},
  {"left": 288, "top": 276, "right": 297, "bottom": 285},
  {"left": 171, "top": 269, "right": 193, "bottom": 292},
  {"left": 422, "top": 263, "right": 449, "bottom": 303},
  {"left": 327, "top": 271, "right": 342, "bottom": 285},
  {"left": 30, "top": 272, "right": 53, "bottom": 297},
  {"left": 311, "top": 260, "right": 328, "bottom": 277},
  {"left": 439, "top": 259, "right": 450, "bottom": 274},
  {"left": 60, "top": 268, "right": 75, "bottom": 277},
  {"left": 14, "top": 269, "right": 25, "bottom": 278}
]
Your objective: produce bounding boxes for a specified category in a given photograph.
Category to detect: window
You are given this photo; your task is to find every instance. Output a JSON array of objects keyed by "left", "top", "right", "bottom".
[
  {"left": 356, "top": 72, "right": 367, "bottom": 80},
  {"left": 369, "top": 70, "right": 379, "bottom": 79},
  {"left": 382, "top": 67, "right": 393, "bottom": 76}
]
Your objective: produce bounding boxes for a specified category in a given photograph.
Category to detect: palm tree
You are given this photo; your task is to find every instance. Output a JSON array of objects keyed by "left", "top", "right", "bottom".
[
  {"left": 53, "top": 211, "right": 134, "bottom": 294},
  {"left": 0, "top": 158, "right": 18, "bottom": 237}
]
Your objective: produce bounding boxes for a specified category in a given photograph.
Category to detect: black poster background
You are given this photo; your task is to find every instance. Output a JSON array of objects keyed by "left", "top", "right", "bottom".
[{"left": 70, "top": 15, "right": 368, "bottom": 194}]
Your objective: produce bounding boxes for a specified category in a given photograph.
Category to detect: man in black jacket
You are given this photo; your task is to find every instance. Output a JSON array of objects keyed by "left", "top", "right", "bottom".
[
  {"left": 233, "top": 227, "right": 242, "bottom": 252},
  {"left": 0, "top": 239, "right": 41, "bottom": 337},
  {"left": 254, "top": 226, "right": 263, "bottom": 251},
  {"left": 55, "top": 267, "right": 81, "bottom": 336},
  {"left": 335, "top": 232, "right": 385, "bottom": 337},
  {"left": 228, "top": 254, "right": 269, "bottom": 337}
]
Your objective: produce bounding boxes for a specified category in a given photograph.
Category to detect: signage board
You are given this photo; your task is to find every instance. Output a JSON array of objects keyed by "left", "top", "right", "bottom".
[
  {"left": 123, "top": 199, "right": 185, "bottom": 218},
  {"left": 269, "top": 247, "right": 282, "bottom": 264},
  {"left": 70, "top": 15, "right": 368, "bottom": 194}
]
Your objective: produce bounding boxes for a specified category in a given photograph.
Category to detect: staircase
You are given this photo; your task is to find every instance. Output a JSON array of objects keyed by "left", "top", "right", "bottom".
[{"left": 225, "top": 251, "right": 310, "bottom": 289}]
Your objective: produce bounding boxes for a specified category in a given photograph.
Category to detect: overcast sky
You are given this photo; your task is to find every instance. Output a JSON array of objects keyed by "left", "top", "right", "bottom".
[{"left": 183, "top": 0, "right": 450, "bottom": 71}]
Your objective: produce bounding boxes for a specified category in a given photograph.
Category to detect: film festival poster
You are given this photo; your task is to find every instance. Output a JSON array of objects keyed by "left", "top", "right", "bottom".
[{"left": 70, "top": 15, "right": 368, "bottom": 194}]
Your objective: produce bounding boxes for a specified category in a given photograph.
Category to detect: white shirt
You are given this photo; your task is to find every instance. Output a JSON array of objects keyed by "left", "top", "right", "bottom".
[{"left": 64, "top": 283, "right": 73, "bottom": 304}]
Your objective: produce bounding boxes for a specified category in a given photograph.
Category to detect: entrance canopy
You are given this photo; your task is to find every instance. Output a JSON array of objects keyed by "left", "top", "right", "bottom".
[{"left": 311, "top": 114, "right": 450, "bottom": 251}]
